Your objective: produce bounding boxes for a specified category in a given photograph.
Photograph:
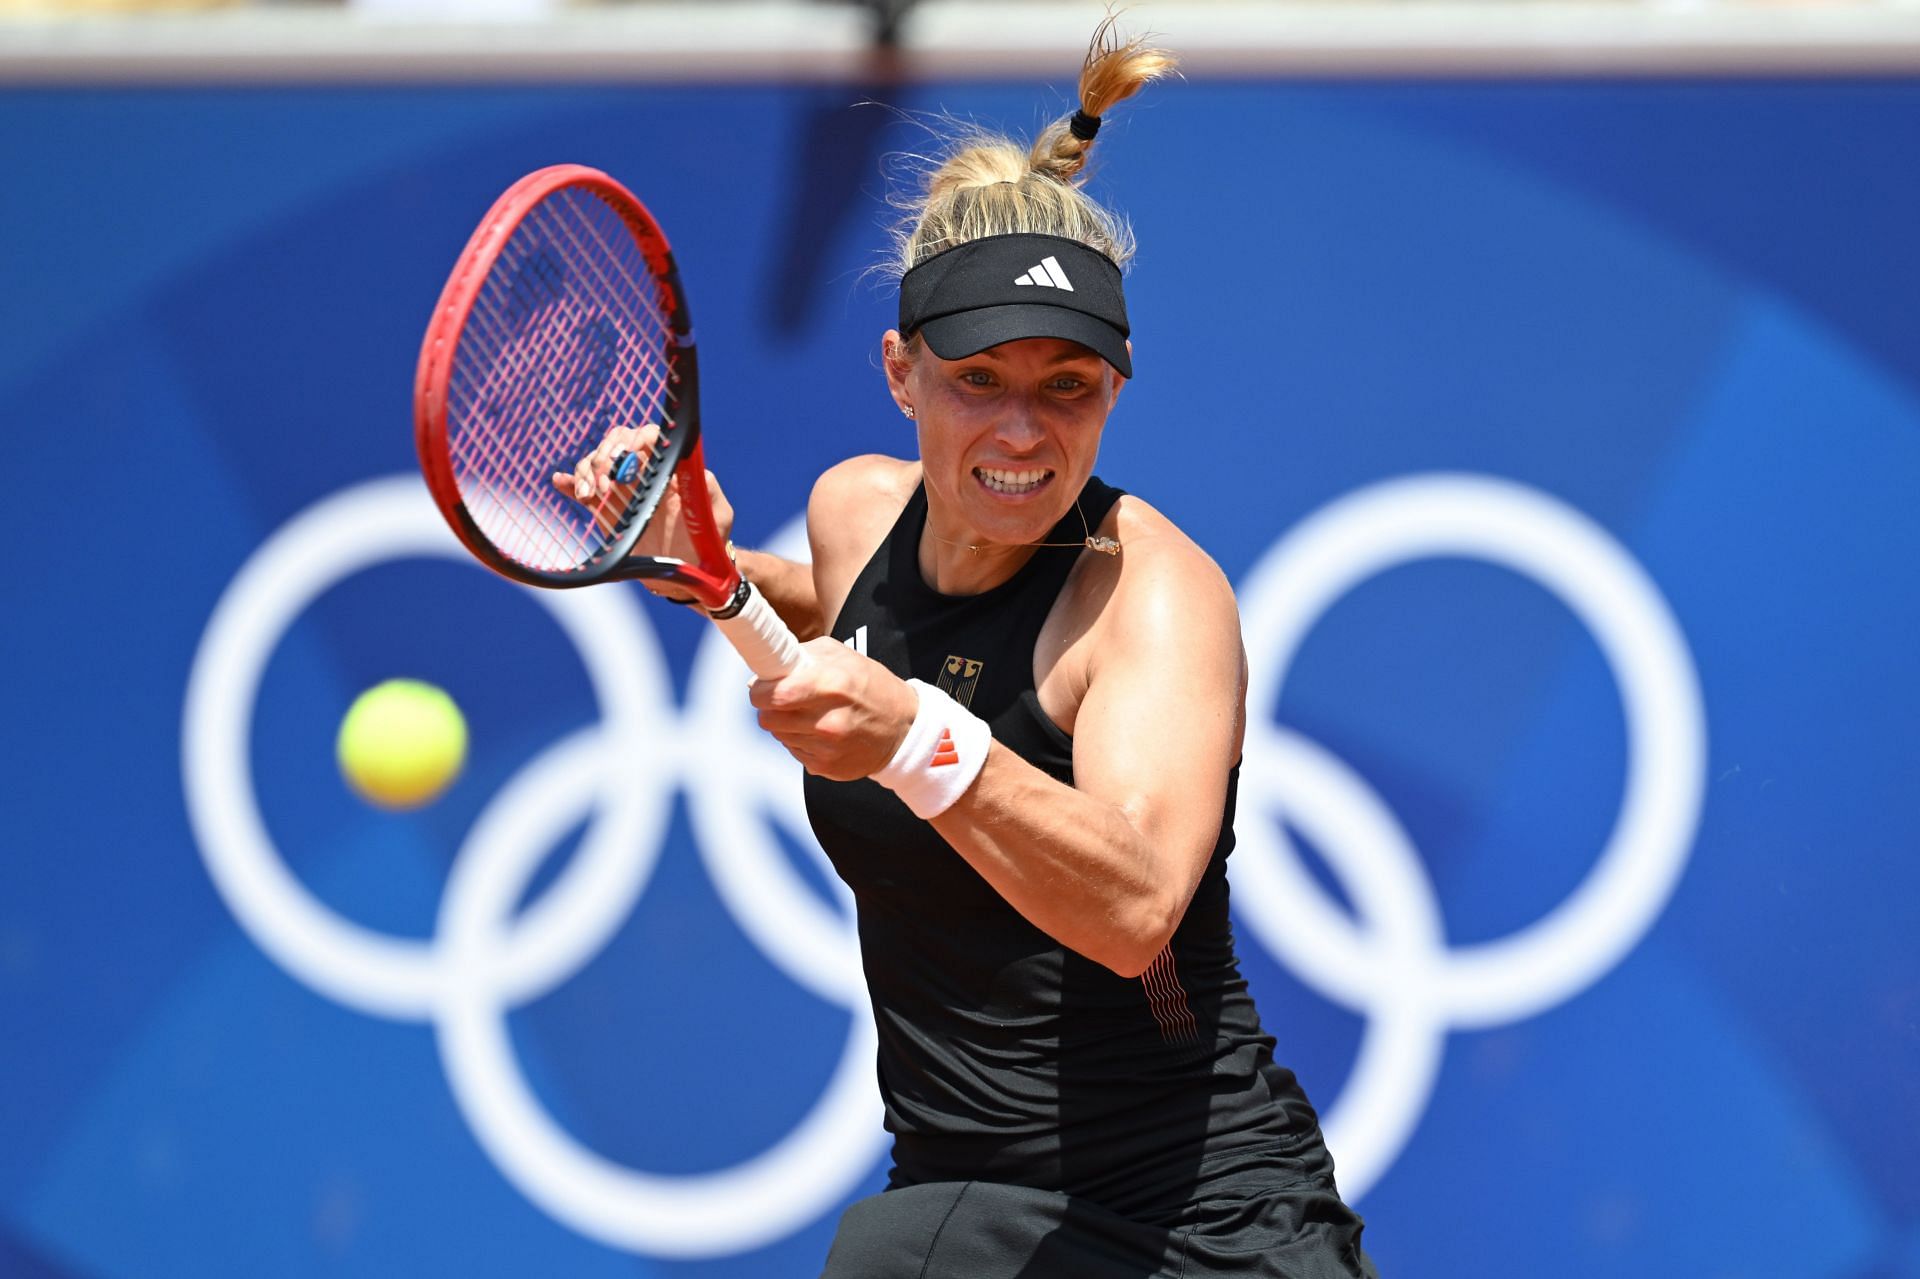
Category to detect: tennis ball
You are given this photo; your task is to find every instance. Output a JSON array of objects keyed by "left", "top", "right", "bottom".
[{"left": 336, "top": 679, "right": 468, "bottom": 810}]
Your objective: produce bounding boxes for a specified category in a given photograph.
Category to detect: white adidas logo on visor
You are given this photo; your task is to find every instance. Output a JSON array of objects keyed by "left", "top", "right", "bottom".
[{"left": 1013, "top": 256, "right": 1074, "bottom": 291}]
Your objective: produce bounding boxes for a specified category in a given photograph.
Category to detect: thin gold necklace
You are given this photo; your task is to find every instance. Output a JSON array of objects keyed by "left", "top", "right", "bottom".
[{"left": 929, "top": 499, "right": 1121, "bottom": 556}]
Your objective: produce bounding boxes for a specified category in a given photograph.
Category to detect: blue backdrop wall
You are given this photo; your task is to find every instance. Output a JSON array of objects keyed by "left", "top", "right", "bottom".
[{"left": 3, "top": 75, "right": 1918, "bottom": 1277}]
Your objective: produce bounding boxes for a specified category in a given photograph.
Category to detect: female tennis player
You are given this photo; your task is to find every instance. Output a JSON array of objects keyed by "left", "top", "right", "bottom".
[{"left": 559, "top": 20, "right": 1376, "bottom": 1278}]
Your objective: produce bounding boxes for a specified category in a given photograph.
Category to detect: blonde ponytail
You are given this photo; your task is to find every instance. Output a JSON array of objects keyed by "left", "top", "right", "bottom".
[
  {"left": 1027, "top": 15, "right": 1178, "bottom": 188},
  {"left": 892, "top": 17, "right": 1177, "bottom": 276}
]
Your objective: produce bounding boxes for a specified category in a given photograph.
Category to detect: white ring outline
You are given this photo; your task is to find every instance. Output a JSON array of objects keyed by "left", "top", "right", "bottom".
[
  {"left": 1236, "top": 473, "right": 1707, "bottom": 1024},
  {"left": 181, "top": 476, "right": 676, "bottom": 1018},
  {"left": 181, "top": 478, "right": 884, "bottom": 1256},
  {"left": 1231, "top": 472, "right": 1706, "bottom": 1199},
  {"left": 434, "top": 722, "right": 882, "bottom": 1256}
]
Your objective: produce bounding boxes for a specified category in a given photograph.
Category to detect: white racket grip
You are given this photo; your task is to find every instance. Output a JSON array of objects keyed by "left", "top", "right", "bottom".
[{"left": 711, "top": 580, "right": 808, "bottom": 678}]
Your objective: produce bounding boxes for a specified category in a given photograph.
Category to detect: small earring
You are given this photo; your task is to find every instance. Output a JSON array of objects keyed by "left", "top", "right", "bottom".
[{"left": 902, "top": 405, "right": 916, "bottom": 419}]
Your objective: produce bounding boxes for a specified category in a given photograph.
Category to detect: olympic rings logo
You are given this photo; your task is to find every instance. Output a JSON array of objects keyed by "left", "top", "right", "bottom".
[
  {"left": 1230, "top": 475, "right": 1705, "bottom": 1200},
  {"left": 182, "top": 471, "right": 1705, "bottom": 1256}
]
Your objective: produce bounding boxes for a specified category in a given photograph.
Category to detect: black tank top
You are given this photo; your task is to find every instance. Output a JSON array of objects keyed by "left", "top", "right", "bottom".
[{"left": 803, "top": 477, "right": 1335, "bottom": 1227}]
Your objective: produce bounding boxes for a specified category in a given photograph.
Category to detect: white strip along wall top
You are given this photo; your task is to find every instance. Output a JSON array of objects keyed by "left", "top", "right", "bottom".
[{"left": 5, "top": 0, "right": 1920, "bottom": 82}]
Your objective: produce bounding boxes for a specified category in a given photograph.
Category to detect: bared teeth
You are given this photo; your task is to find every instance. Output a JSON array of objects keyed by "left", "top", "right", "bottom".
[{"left": 976, "top": 467, "right": 1052, "bottom": 494}]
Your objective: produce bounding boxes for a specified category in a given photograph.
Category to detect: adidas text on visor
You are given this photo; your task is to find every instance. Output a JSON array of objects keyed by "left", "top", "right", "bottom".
[{"left": 899, "top": 233, "right": 1131, "bottom": 378}]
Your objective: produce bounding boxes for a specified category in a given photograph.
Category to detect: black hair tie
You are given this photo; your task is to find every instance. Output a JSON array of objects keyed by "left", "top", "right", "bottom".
[{"left": 1069, "top": 109, "right": 1102, "bottom": 142}]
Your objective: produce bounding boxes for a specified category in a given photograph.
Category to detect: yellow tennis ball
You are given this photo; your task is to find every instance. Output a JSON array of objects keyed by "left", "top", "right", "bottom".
[{"left": 336, "top": 679, "right": 468, "bottom": 810}]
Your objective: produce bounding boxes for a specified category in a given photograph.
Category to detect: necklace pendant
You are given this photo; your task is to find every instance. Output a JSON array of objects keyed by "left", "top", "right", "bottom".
[{"left": 1084, "top": 535, "right": 1121, "bottom": 556}]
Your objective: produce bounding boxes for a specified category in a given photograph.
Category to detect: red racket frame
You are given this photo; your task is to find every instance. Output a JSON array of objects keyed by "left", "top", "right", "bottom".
[{"left": 414, "top": 163, "right": 740, "bottom": 610}]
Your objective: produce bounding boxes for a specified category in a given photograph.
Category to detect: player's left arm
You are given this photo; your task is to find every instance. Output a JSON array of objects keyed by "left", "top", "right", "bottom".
[{"left": 923, "top": 532, "right": 1246, "bottom": 977}]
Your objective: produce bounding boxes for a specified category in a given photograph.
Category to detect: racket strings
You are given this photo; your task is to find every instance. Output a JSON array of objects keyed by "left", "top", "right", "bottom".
[
  {"left": 452, "top": 207, "right": 663, "bottom": 566},
  {"left": 451, "top": 250, "right": 606, "bottom": 563},
  {"left": 450, "top": 286, "right": 593, "bottom": 563},
  {"left": 535, "top": 199, "right": 681, "bottom": 493},
  {"left": 460, "top": 269, "right": 624, "bottom": 558},
  {"left": 543, "top": 199, "right": 678, "bottom": 413},
  {"left": 445, "top": 187, "right": 680, "bottom": 572}
]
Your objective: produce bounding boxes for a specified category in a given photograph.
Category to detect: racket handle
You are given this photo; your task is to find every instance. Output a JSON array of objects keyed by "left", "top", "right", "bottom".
[
  {"left": 710, "top": 580, "right": 808, "bottom": 678},
  {"left": 611, "top": 451, "right": 640, "bottom": 484}
]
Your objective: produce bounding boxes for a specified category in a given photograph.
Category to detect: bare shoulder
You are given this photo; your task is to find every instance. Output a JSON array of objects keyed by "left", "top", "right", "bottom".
[
  {"left": 809, "top": 454, "right": 918, "bottom": 564},
  {"left": 1041, "top": 492, "right": 1241, "bottom": 723},
  {"left": 1087, "top": 493, "right": 1237, "bottom": 634},
  {"left": 808, "top": 454, "right": 920, "bottom": 629}
]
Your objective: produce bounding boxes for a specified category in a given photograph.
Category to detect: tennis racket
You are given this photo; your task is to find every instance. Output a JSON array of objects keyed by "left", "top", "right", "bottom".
[{"left": 414, "top": 163, "right": 804, "bottom": 678}]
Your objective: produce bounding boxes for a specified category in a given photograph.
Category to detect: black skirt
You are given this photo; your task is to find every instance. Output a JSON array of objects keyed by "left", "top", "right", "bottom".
[{"left": 820, "top": 1178, "right": 1379, "bottom": 1279}]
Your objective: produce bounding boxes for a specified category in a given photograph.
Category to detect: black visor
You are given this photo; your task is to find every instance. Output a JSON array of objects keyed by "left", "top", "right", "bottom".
[{"left": 899, "top": 233, "right": 1131, "bottom": 378}]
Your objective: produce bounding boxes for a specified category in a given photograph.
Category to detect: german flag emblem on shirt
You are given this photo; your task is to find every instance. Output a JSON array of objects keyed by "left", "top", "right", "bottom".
[{"left": 937, "top": 655, "right": 984, "bottom": 708}]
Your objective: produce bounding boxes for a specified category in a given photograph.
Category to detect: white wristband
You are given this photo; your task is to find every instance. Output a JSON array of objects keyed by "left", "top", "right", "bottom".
[{"left": 872, "top": 679, "right": 992, "bottom": 819}]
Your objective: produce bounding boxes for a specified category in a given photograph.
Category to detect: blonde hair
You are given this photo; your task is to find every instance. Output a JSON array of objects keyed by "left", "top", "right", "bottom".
[{"left": 890, "top": 16, "right": 1177, "bottom": 277}]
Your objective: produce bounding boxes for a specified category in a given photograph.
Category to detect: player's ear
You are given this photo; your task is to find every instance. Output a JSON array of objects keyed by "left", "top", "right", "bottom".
[
  {"left": 882, "top": 329, "right": 916, "bottom": 416},
  {"left": 1110, "top": 339, "right": 1132, "bottom": 401}
]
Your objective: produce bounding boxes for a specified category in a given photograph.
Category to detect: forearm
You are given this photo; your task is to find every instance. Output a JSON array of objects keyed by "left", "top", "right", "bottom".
[
  {"left": 735, "top": 547, "right": 825, "bottom": 641},
  {"left": 929, "top": 746, "right": 1181, "bottom": 978}
]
